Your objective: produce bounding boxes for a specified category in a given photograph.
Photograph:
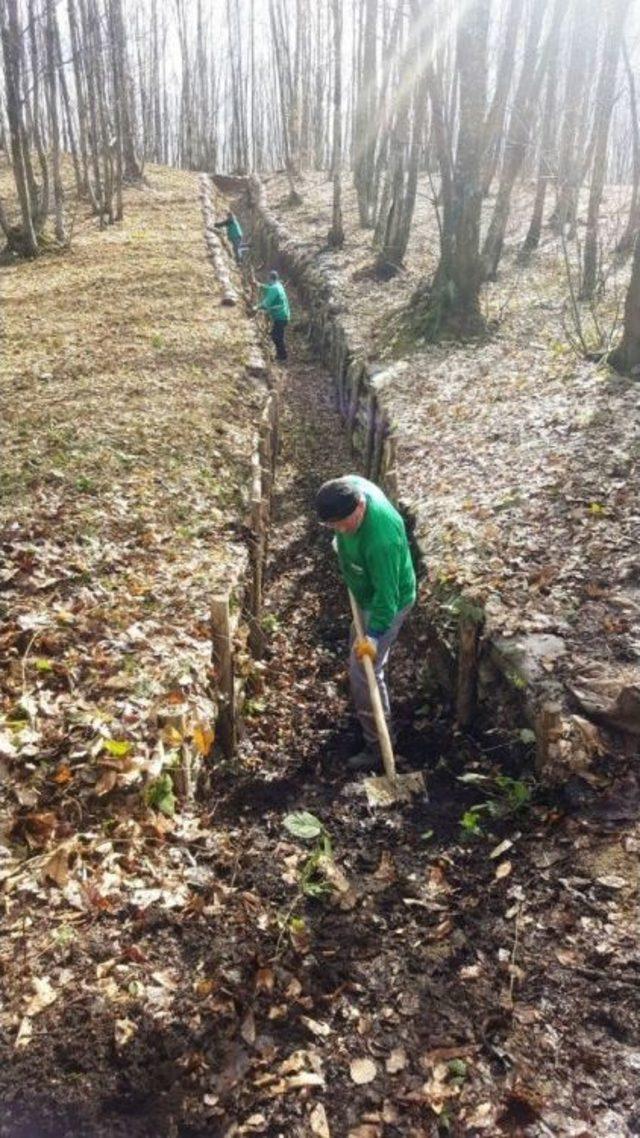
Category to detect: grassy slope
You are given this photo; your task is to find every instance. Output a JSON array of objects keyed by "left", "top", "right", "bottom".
[{"left": 0, "top": 162, "right": 262, "bottom": 960}]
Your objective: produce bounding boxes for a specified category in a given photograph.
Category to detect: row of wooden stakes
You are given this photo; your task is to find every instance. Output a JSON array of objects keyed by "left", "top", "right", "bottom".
[{"left": 210, "top": 393, "right": 279, "bottom": 759}]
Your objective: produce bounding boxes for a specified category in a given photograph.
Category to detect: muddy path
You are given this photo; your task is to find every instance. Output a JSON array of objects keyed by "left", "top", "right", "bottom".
[{"left": 2, "top": 320, "right": 639, "bottom": 1138}]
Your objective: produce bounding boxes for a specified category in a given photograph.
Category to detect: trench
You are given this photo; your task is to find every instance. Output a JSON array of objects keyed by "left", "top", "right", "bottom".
[{"left": 3, "top": 184, "right": 638, "bottom": 1138}]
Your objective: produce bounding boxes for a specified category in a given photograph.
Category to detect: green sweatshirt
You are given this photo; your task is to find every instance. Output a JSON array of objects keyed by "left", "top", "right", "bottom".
[
  {"left": 258, "top": 280, "right": 291, "bottom": 323},
  {"left": 334, "top": 476, "right": 416, "bottom": 635},
  {"left": 226, "top": 215, "right": 243, "bottom": 243},
  {"left": 215, "top": 215, "right": 243, "bottom": 243}
]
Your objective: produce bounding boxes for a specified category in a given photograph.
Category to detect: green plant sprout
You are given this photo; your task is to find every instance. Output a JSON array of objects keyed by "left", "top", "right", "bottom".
[
  {"left": 458, "top": 771, "right": 533, "bottom": 837},
  {"left": 282, "top": 811, "right": 334, "bottom": 899}
]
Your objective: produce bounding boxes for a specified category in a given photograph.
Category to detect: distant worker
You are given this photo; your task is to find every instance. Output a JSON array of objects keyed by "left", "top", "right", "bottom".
[
  {"left": 315, "top": 475, "right": 416, "bottom": 771},
  {"left": 214, "top": 211, "right": 243, "bottom": 262},
  {"left": 256, "top": 270, "right": 291, "bottom": 363}
]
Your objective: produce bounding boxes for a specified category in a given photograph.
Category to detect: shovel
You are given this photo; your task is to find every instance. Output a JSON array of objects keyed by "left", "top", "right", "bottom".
[{"left": 348, "top": 590, "right": 426, "bottom": 807}]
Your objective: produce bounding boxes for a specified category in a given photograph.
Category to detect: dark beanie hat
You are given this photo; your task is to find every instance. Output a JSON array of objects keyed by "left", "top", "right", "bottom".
[{"left": 315, "top": 478, "right": 361, "bottom": 522}]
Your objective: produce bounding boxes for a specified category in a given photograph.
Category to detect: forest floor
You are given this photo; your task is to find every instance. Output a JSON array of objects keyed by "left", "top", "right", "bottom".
[
  {"left": 0, "top": 166, "right": 639, "bottom": 1138},
  {"left": 260, "top": 173, "right": 640, "bottom": 753}
]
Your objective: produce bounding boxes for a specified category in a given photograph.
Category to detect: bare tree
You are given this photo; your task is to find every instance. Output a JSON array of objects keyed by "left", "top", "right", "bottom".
[
  {"left": 0, "top": 0, "right": 39, "bottom": 253},
  {"left": 609, "top": 233, "right": 640, "bottom": 374},
  {"left": 581, "top": 0, "right": 629, "bottom": 298},
  {"left": 416, "top": 0, "right": 491, "bottom": 335},
  {"left": 110, "top": 0, "right": 142, "bottom": 181},
  {"left": 45, "top": 0, "right": 66, "bottom": 242},
  {"left": 616, "top": 37, "right": 640, "bottom": 257},
  {"left": 353, "top": 0, "right": 377, "bottom": 227},
  {"left": 550, "top": 0, "right": 598, "bottom": 236},
  {"left": 375, "top": 0, "right": 429, "bottom": 278},
  {"left": 480, "top": 0, "right": 523, "bottom": 196},
  {"left": 520, "top": 1, "right": 563, "bottom": 256},
  {"left": 327, "top": 0, "right": 344, "bottom": 248}
]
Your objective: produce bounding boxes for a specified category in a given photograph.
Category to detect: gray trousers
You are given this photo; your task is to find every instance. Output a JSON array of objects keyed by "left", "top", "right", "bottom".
[{"left": 349, "top": 604, "right": 413, "bottom": 749}]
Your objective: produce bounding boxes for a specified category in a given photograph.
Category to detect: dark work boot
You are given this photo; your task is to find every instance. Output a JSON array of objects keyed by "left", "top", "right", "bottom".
[{"left": 347, "top": 746, "right": 380, "bottom": 772}]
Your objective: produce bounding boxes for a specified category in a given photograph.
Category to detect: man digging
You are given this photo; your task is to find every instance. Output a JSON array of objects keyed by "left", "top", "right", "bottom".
[
  {"left": 315, "top": 475, "right": 416, "bottom": 771},
  {"left": 256, "top": 270, "right": 291, "bottom": 362}
]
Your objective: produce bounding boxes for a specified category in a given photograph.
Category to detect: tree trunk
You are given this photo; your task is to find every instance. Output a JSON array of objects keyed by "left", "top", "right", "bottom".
[
  {"left": 481, "top": 0, "right": 552, "bottom": 281},
  {"left": 353, "top": 0, "right": 377, "bottom": 227},
  {"left": 419, "top": 0, "right": 490, "bottom": 335},
  {"left": 520, "top": 10, "right": 562, "bottom": 257},
  {"left": 480, "top": 0, "right": 523, "bottom": 196},
  {"left": 615, "top": 38, "right": 640, "bottom": 257},
  {"left": 550, "top": 0, "right": 597, "bottom": 234},
  {"left": 53, "top": 7, "right": 82, "bottom": 196},
  {"left": 77, "top": 0, "right": 105, "bottom": 213},
  {"left": 609, "top": 233, "right": 640, "bottom": 375},
  {"left": 581, "top": 0, "right": 629, "bottom": 298},
  {"left": 0, "top": 0, "right": 39, "bottom": 254},
  {"left": 375, "top": 0, "right": 428, "bottom": 277},
  {"left": 68, "top": 0, "right": 96, "bottom": 206},
  {"left": 26, "top": 0, "right": 50, "bottom": 230},
  {"left": 111, "top": 0, "right": 142, "bottom": 180},
  {"left": 328, "top": 0, "right": 344, "bottom": 248},
  {"left": 45, "top": 0, "right": 66, "bottom": 243}
]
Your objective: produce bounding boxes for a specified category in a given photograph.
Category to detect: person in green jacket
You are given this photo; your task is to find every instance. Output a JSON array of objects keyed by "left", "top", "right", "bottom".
[
  {"left": 315, "top": 475, "right": 416, "bottom": 770},
  {"left": 256, "top": 270, "right": 291, "bottom": 362},
  {"left": 214, "top": 211, "right": 243, "bottom": 262}
]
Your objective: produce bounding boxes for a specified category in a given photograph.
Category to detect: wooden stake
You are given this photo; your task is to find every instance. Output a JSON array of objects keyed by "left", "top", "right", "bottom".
[
  {"left": 211, "top": 593, "right": 236, "bottom": 758},
  {"left": 249, "top": 444, "right": 265, "bottom": 656},
  {"left": 456, "top": 609, "right": 481, "bottom": 729},
  {"left": 535, "top": 701, "right": 563, "bottom": 775}
]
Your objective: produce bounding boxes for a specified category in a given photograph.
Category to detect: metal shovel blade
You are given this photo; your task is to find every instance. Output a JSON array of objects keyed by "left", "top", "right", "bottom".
[{"left": 363, "top": 770, "right": 426, "bottom": 808}]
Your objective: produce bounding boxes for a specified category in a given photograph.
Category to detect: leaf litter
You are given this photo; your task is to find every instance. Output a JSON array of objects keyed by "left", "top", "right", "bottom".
[{"left": 0, "top": 162, "right": 638, "bottom": 1138}]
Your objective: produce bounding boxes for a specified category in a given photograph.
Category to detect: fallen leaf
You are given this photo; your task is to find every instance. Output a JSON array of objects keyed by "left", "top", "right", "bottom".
[
  {"left": 317, "top": 854, "right": 357, "bottom": 909},
  {"left": 14, "top": 1017, "right": 33, "bottom": 1050},
  {"left": 373, "top": 851, "right": 397, "bottom": 883},
  {"left": 287, "top": 1072, "right": 325, "bottom": 1089},
  {"left": 596, "top": 875, "right": 628, "bottom": 890},
  {"left": 495, "top": 861, "right": 512, "bottom": 880},
  {"left": 103, "top": 738, "right": 132, "bottom": 758},
  {"left": 279, "top": 1049, "right": 319, "bottom": 1076},
  {"left": 94, "top": 768, "right": 118, "bottom": 797},
  {"left": 301, "top": 1016, "right": 332, "bottom": 1037},
  {"left": 489, "top": 839, "right": 513, "bottom": 860},
  {"left": 386, "top": 1047, "right": 407, "bottom": 1073},
  {"left": 241, "top": 1009, "right": 256, "bottom": 1046},
  {"left": 255, "top": 967, "right": 274, "bottom": 994},
  {"left": 193, "top": 724, "right": 214, "bottom": 755},
  {"left": 310, "top": 1102, "right": 331, "bottom": 1137},
  {"left": 555, "top": 947, "right": 578, "bottom": 966},
  {"left": 349, "top": 1057, "right": 377, "bottom": 1085},
  {"left": 52, "top": 765, "right": 73, "bottom": 785},
  {"left": 459, "top": 963, "right": 482, "bottom": 980},
  {"left": 242, "top": 1114, "right": 266, "bottom": 1130},
  {"left": 465, "top": 1101, "right": 496, "bottom": 1129},
  {"left": 21, "top": 812, "right": 57, "bottom": 850},
  {"left": 114, "top": 1018, "right": 137, "bottom": 1049},
  {"left": 42, "top": 841, "right": 75, "bottom": 888},
  {"left": 429, "top": 917, "right": 454, "bottom": 940},
  {"left": 25, "top": 975, "right": 57, "bottom": 1017}
]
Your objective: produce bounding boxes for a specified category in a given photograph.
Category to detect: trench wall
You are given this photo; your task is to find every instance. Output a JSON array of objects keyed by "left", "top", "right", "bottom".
[{"left": 212, "top": 173, "right": 624, "bottom": 784}]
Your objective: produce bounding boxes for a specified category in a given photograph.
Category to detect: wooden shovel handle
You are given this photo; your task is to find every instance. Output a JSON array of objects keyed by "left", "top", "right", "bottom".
[{"left": 348, "top": 590, "right": 397, "bottom": 782}]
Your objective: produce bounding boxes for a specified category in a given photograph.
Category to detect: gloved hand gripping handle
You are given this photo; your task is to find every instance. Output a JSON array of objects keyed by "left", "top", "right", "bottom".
[{"left": 348, "top": 589, "right": 397, "bottom": 783}]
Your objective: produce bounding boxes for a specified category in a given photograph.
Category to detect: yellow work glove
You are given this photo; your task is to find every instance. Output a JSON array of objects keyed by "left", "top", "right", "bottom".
[{"left": 355, "top": 636, "right": 378, "bottom": 663}]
